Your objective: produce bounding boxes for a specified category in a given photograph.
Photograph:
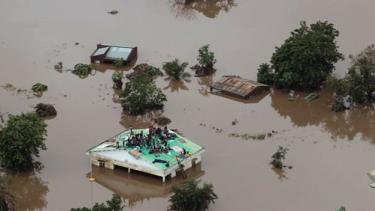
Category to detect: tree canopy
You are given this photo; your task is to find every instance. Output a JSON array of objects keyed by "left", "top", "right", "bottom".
[
  {"left": 257, "top": 63, "right": 274, "bottom": 85},
  {"left": 70, "top": 194, "right": 124, "bottom": 211},
  {"left": 269, "top": 21, "right": 343, "bottom": 90},
  {"left": 328, "top": 44, "right": 375, "bottom": 111},
  {"left": 120, "top": 76, "right": 167, "bottom": 115},
  {"left": 169, "top": 180, "right": 217, "bottom": 211},
  {"left": 0, "top": 113, "right": 47, "bottom": 171}
]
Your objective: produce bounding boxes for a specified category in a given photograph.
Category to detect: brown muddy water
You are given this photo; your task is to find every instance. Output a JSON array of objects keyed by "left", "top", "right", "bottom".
[{"left": 0, "top": 0, "right": 374, "bottom": 210}]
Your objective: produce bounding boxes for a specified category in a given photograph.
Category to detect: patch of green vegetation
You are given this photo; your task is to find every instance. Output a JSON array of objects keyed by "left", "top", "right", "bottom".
[
  {"left": 257, "top": 63, "right": 274, "bottom": 85},
  {"left": 31, "top": 83, "right": 48, "bottom": 93},
  {"left": 163, "top": 59, "right": 190, "bottom": 80},
  {"left": 327, "top": 44, "right": 375, "bottom": 110},
  {"left": 72, "top": 63, "right": 92, "bottom": 78},
  {"left": 169, "top": 180, "right": 217, "bottom": 211},
  {"left": 70, "top": 194, "right": 124, "bottom": 211},
  {"left": 197, "top": 44, "right": 216, "bottom": 69},
  {"left": 127, "top": 63, "right": 163, "bottom": 80},
  {"left": 0, "top": 113, "right": 47, "bottom": 171},
  {"left": 108, "top": 10, "right": 119, "bottom": 15},
  {"left": 258, "top": 21, "right": 343, "bottom": 90},
  {"left": 121, "top": 75, "right": 167, "bottom": 115}
]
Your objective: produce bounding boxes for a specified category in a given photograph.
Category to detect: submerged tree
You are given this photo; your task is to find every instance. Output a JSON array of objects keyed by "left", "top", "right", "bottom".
[
  {"left": 72, "top": 63, "right": 92, "bottom": 78},
  {"left": 70, "top": 194, "right": 124, "bottom": 211},
  {"left": 121, "top": 76, "right": 167, "bottom": 115},
  {"left": 0, "top": 113, "right": 47, "bottom": 171},
  {"left": 192, "top": 45, "right": 217, "bottom": 76},
  {"left": 327, "top": 44, "right": 375, "bottom": 111},
  {"left": 257, "top": 63, "right": 274, "bottom": 85},
  {"left": 269, "top": 21, "right": 343, "bottom": 90},
  {"left": 163, "top": 59, "right": 190, "bottom": 80},
  {"left": 31, "top": 83, "right": 48, "bottom": 95},
  {"left": 169, "top": 180, "right": 217, "bottom": 211}
]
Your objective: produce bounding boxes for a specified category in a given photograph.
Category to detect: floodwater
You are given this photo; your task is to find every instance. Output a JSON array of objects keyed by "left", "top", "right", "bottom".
[{"left": 0, "top": 0, "right": 374, "bottom": 210}]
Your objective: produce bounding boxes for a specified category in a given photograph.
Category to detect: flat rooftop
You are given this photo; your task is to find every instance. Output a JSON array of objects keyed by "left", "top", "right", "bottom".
[{"left": 87, "top": 129, "right": 204, "bottom": 171}]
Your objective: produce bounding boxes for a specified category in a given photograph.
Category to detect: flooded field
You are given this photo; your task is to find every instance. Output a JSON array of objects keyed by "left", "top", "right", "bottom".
[{"left": 0, "top": 0, "right": 374, "bottom": 210}]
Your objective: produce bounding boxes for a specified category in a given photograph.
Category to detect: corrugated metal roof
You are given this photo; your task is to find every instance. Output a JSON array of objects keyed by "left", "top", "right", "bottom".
[{"left": 211, "top": 76, "right": 268, "bottom": 97}]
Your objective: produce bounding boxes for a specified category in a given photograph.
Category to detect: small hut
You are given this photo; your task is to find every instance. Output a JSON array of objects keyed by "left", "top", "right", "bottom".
[
  {"left": 210, "top": 75, "right": 270, "bottom": 99},
  {"left": 90, "top": 44, "right": 137, "bottom": 65}
]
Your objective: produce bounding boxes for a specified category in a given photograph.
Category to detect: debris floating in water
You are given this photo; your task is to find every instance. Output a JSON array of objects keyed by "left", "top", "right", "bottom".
[
  {"left": 108, "top": 10, "right": 119, "bottom": 15},
  {"left": 368, "top": 170, "right": 375, "bottom": 188}
]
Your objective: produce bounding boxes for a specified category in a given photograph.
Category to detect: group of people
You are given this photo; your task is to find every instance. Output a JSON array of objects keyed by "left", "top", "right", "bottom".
[{"left": 125, "top": 126, "right": 177, "bottom": 154}]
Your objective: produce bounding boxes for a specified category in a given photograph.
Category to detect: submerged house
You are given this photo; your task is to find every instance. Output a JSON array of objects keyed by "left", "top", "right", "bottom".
[
  {"left": 90, "top": 44, "right": 137, "bottom": 65},
  {"left": 210, "top": 75, "right": 270, "bottom": 99},
  {"left": 87, "top": 128, "right": 204, "bottom": 182}
]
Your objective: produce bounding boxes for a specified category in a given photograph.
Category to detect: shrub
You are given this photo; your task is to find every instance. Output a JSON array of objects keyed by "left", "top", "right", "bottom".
[
  {"left": 70, "top": 194, "right": 124, "bottom": 211},
  {"left": 271, "top": 146, "right": 288, "bottom": 169},
  {"left": 31, "top": 83, "right": 48, "bottom": 93},
  {"left": 197, "top": 45, "right": 216, "bottom": 69},
  {"left": 72, "top": 64, "right": 92, "bottom": 78}
]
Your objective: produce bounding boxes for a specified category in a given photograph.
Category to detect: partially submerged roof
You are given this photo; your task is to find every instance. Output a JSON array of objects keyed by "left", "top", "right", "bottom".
[
  {"left": 210, "top": 75, "right": 270, "bottom": 98},
  {"left": 90, "top": 44, "right": 137, "bottom": 64},
  {"left": 87, "top": 129, "right": 204, "bottom": 171}
]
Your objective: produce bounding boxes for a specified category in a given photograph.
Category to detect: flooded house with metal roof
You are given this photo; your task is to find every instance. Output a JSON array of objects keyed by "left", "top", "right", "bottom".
[
  {"left": 87, "top": 128, "right": 204, "bottom": 182},
  {"left": 90, "top": 44, "right": 137, "bottom": 65},
  {"left": 210, "top": 75, "right": 270, "bottom": 99}
]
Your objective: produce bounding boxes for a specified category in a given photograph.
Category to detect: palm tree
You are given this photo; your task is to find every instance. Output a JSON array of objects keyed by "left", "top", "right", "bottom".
[
  {"left": 163, "top": 59, "right": 190, "bottom": 81},
  {"left": 169, "top": 180, "right": 217, "bottom": 211}
]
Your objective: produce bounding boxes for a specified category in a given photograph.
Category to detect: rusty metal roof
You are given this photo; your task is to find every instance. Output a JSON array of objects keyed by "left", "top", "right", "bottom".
[{"left": 210, "top": 75, "right": 269, "bottom": 97}]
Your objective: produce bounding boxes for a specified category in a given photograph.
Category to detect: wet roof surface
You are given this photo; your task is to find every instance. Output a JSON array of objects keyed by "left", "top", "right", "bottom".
[
  {"left": 211, "top": 76, "right": 268, "bottom": 97},
  {"left": 105, "top": 47, "right": 133, "bottom": 60}
]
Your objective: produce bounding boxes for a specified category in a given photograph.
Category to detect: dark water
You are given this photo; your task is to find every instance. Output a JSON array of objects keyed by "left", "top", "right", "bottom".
[{"left": 0, "top": 0, "right": 374, "bottom": 210}]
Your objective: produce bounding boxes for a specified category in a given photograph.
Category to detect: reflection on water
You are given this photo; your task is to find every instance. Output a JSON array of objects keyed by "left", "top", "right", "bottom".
[
  {"left": 197, "top": 75, "right": 213, "bottom": 96},
  {"left": 271, "top": 90, "right": 375, "bottom": 142},
  {"left": 163, "top": 79, "right": 189, "bottom": 93},
  {"left": 6, "top": 172, "right": 49, "bottom": 211},
  {"left": 170, "top": 0, "right": 236, "bottom": 19},
  {"left": 87, "top": 164, "right": 204, "bottom": 208},
  {"left": 120, "top": 110, "right": 164, "bottom": 128}
]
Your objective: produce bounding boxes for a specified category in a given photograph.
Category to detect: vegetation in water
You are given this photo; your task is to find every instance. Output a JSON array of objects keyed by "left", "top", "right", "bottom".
[
  {"left": 34, "top": 103, "right": 57, "bottom": 118},
  {"left": 31, "top": 83, "right": 48, "bottom": 94},
  {"left": 114, "top": 58, "right": 125, "bottom": 68},
  {"left": 108, "top": 10, "right": 119, "bottom": 15},
  {"left": 257, "top": 63, "right": 274, "bottom": 85},
  {"left": 72, "top": 63, "right": 92, "bottom": 78},
  {"left": 191, "top": 45, "right": 217, "bottom": 76},
  {"left": 0, "top": 113, "right": 47, "bottom": 171},
  {"left": 168, "top": 180, "right": 217, "bottom": 211},
  {"left": 259, "top": 21, "right": 343, "bottom": 90},
  {"left": 126, "top": 63, "right": 163, "bottom": 80},
  {"left": 121, "top": 75, "right": 167, "bottom": 115},
  {"left": 112, "top": 71, "right": 124, "bottom": 89},
  {"left": 271, "top": 146, "right": 289, "bottom": 169},
  {"left": 327, "top": 44, "right": 375, "bottom": 111},
  {"left": 70, "top": 194, "right": 124, "bottom": 211},
  {"left": 163, "top": 59, "right": 190, "bottom": 80}
]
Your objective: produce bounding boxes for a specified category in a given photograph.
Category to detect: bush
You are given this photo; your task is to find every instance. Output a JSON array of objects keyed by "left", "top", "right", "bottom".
[
  {"left": 34, "top": 103, "right": 57, "bottom": 118},
  {"left": 197, "top": 45, "right": 216, "bottom": 69},
  {"left": 121, "top": 76, "right": 167, "bottom": 115},
  {"left": 169, "top": 180, "right": 217, "bottom": 211},
  {"left": 126, "top": 63, "right": 163, "bottom": 80},
  {"left": 0, "top": 113, "right": 47, "bottom": 171},
  {"left": 257, "top": 63, "right": 274, "bottom": 85},
  {"left": 271, "top": 21, "right": 343, "bottom": 90},
  {"left": 163, "top": 59, "right": 189, "bottom": 80},
  {"left": 73, "top": 64, "right": 92, "bottom": 78},
  {"left": 31, "top": 83, "right": 48, "bottom": 93},
  {"left": 70, "top": 194, "right": 124, "bottom": 211}
]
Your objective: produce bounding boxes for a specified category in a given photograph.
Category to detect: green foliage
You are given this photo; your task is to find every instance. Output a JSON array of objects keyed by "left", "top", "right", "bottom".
[
  {"left": 169, "top": 180, "right": 217, "bottom": 211},
  {"left": 336, "top": 206, "right": 346, "bottom": 211},
  {"left": 70, "top": 194, "right": 124, "bottom": 211},
  {"left": 271, "top": 21, "right": 343, "bottom": 90},
  {"left": 73, "top": 64, "right": 92, "bottom": 78},
  {"left": 197, "top": 45, "right": 216, "bottom": 69},
  {"left": 127, "top": 63, "right": 163, "bottom": 80},
  {"left": 163, "top": 59, "right": 190, "bottom": 80},
  {"left": 121, "top": 76, "right": 167, "bottom": 115},
  {"left": 257, "top": 63, "right": 274, "bottom": 85},
  {"left": 0, "top": 113, "right": 47, "bottom": 171},
  {"left": 114, "top": 58, "right": 125, "bottom": 68},
  {"left": 112, "top": 71, "right": 123, "bottom": 83},
  {"left": 271, "top": 146, "right": 288, "bottom": 169},
  {"left": 31, "top": 83, "right": 48, "bottom": 93}
]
